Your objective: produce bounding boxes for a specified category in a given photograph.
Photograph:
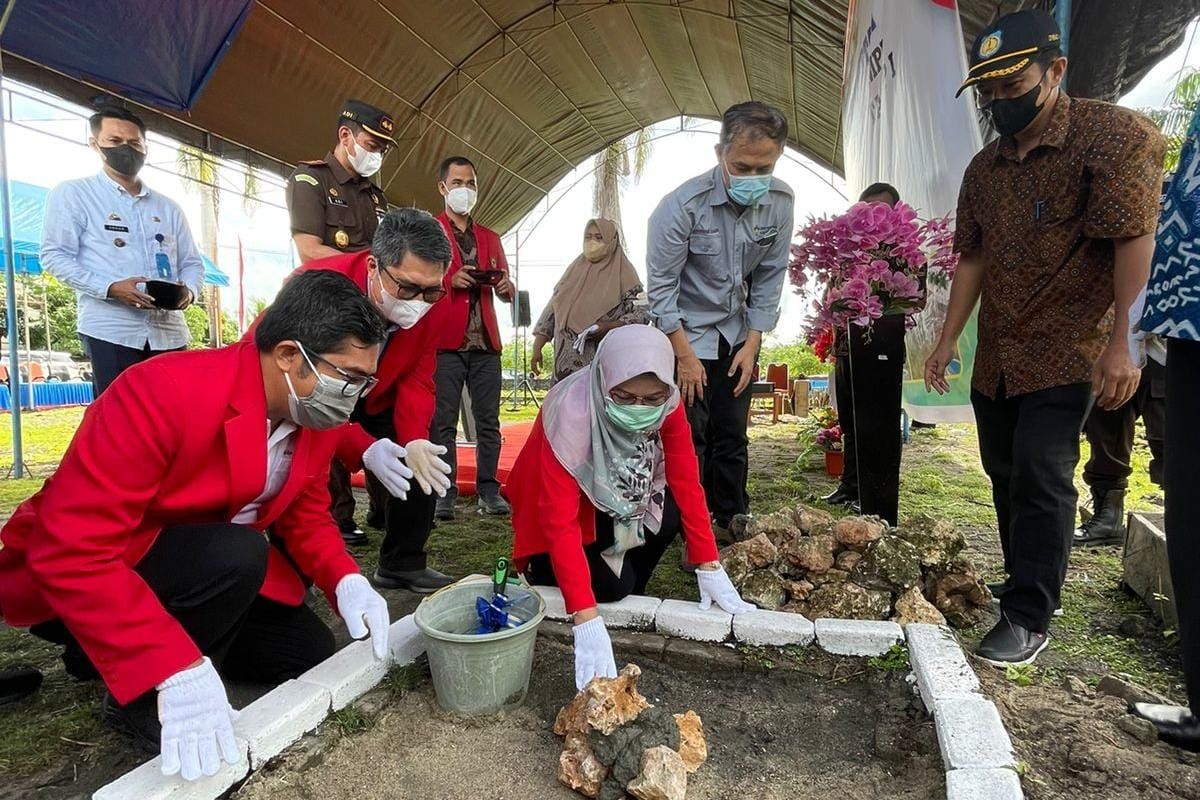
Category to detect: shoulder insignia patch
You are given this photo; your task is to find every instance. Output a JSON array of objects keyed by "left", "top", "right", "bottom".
[{"left": 293, "top": 173, "right": 320, "bottom": 186}]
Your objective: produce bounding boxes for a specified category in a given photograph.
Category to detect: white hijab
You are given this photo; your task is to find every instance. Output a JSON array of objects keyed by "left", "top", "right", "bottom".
[{"left": 541, "top": 324, "right": 680, "bottom": 575}]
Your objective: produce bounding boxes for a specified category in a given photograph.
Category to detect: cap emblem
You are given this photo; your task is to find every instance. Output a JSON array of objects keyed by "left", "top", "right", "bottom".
[{"left": 979, "top": 32, "right": 1002, "bottom": 59}]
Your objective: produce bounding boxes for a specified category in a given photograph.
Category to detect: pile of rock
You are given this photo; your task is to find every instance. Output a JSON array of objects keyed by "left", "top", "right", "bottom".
[
  {"left": 721, "top": 505, "right": 991, "bottom": 627},
  {"left": 555, "top": 664, "right": 706, "bottom": 800}
]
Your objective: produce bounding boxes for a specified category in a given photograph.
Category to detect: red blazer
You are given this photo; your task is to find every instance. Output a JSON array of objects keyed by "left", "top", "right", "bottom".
[
  {"left": 508, "top": 405, "right": 720, "bottom": 614},
  {"left": 426, "top": 212, "right": 508, "bottom": 352},
  {"left": 244, "top": 250, "right": 442, "bottom": 462},
  {"left": 0, "top": 342, "right": 360, "bottom": 703}
]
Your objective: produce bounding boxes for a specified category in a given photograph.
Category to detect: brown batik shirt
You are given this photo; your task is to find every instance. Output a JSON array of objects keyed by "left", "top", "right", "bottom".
[
  {"left": 954, "top": 94, "right": 1164, "bottom": 399},
  {"left": 452, "top": 220, "right": 489, "bottom": 351}
]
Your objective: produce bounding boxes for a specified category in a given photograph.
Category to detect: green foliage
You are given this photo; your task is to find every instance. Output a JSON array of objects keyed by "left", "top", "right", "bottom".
[
  {"left": 183, "top": 304, "right": 209, "bottom": 347},
  {"left": 1142, "top": 68, "right": 1200, "bottom": 173},
  {"left": 868, "top": 644, "right": 910, "bottom": 672},
  {"left": 327, "top": 706, "right": 370, "bottom": 737},
  {"left": 0, "top": 276, "right": 83, "bottom": 356},
  {"left": 758, "top": 341, "right": 824, "bottom": 380},
  {"left": 1004, "top": 663, "right": 1037, "bottom": 687}
]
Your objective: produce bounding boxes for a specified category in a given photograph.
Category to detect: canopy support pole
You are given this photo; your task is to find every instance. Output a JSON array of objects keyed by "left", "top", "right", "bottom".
[
  {"left": 1056, "top": 0, "right": 1071, "bottom": 58},
  {"left": 0, "top": 0, "right": 24, "bottom": 478}
]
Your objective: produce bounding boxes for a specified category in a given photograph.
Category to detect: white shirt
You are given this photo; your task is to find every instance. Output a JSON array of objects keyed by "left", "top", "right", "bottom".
[
  {"left": 40, "top": 172, "right": 205, "bottom": 350},
  {"left": 232, "top": 420, "right": 299, "bottom": 525}
]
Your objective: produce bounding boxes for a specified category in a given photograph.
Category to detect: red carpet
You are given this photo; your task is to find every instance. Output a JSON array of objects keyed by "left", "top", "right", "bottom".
[{"left": 350, "top": 420, "right": 535, "bottom": 497}]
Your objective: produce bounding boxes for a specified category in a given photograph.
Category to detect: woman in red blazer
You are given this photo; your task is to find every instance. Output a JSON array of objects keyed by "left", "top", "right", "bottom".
[{"left": 508, "top": 325, "right": 754, "bottom": 690}]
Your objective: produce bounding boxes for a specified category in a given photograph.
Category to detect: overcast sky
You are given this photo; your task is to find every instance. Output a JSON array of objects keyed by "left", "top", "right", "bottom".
[{"left": 5, "top": 18, "right": 1198, "bottom": 347}]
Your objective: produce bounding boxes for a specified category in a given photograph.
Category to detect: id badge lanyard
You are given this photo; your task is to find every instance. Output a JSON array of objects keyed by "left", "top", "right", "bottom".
[{"left": 153, "top": 233, "right": 173, "bottom": 279}]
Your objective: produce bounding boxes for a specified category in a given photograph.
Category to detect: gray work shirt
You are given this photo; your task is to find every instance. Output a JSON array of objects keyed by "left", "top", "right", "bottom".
[{"left": 646, "top": 166, "right": 794, "bottom": 359}]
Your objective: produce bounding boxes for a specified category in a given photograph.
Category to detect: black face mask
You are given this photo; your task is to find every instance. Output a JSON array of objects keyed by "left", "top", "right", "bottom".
[
  {"left": 100, "top": 144, "right": 146, "bottom": 177},
  {"left": 986, "top": 80, "right": 1051, "bottom": 137}
]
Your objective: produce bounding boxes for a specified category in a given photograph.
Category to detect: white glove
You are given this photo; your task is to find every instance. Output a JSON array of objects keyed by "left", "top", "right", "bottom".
[
  {"left": 572, "top": 325, "right": 599, "bottom": 354},
  {"left": 696, "top": 565, "right": 756, "bottom": 614},
  {"left": 362, "top": 438, "right": 413, "bottom": 500},
  {"left": 335, "top": 573, "right": 390, "bottom": 660},
  {"left": 572, "top": 616, "right": 617, "bottom": 691},
  {"left": 156, "top": 657, "right": 240, "bottom": 781},
  {"left": 404, "top": 439, "right": 453, "bottom": 497}
]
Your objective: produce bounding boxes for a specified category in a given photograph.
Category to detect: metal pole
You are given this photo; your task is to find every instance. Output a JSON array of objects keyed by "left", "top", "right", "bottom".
[
  {"left": 20, "top": 273, "right": 34, "bottom": 410},
  {"left": 0, "top": 0, "right": 23, "bottom": 477},
  {"left": 1055, "top": 0, "right": 1071, "bottom": 58}
]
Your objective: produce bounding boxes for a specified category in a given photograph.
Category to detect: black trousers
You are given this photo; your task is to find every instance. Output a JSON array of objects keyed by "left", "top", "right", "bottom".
[
  {"left": 524, "top": 494, "right": 682, "bottom": 603},
  {"left": 356, "top": 406, "right": 437, "bottom": 572},
  {"left": 1082, "top": 358, "right": 1167, "bottom": 491},
  {"left": 1165, "top": 338, "right": 1200, "bottom": 714},
  {"left": 30, "top": 523, "right": 335, "bottom": 700},
  {"left": 833, "top": 316, "right": 906, "bottom": 525},
  {"left": 431, "top": 350, "right": 503, "bottom": 500},
  {"left": 685, "top": 338, "right": 754, "bottom": 527},
  {"left": 972, "top": 379, "right": 1091, "bottom": 631},
  {"left": 81, "top": 334, "right": 184, "bottom": 397},
  {"left": 328, "top": 461, "right": 358, "bottom": 533}
]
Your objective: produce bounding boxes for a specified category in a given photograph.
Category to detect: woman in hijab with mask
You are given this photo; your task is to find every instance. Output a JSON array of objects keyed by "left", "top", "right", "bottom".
[
  {"left": 530, "top": 219, "right": 648, "bottom": 383},
  {"left": 509, "top": 325, "right": 754, "bottom": 690}
]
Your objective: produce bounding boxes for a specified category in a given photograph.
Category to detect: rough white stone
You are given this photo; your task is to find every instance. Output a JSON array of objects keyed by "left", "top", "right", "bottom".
[
  {"left": 946, "top": 767, "right": 1025, "bottom": 799},
  {"left": 531, "top": 585, "right": 569, "bottom": 621},
  {"left": 388, "top": 613, "right": 426, "bottom": 665},
  {"left": 732, "top": 609, "right": 816, "bottom": 647},
  {"left": 297, "top": 639, "right": 388, "bottom": 710},
  {"left": 654, "top": 599, "right": 732, "bottom": 642},
  {"left": 597, "top": 595, "right": 663, "bottom": 631},
  {"left": 237, "top": 679, "right": 330, "bottom": 769},
  {"left": 905, "top": 623, "right": 981, "bottom": 711},
  {"left": 815, "top": 618, "right": 904, "bottom": 655},
  {"left": 93, "top": 740, "right": 249, "bottom": 800},
  {"left": 935, "top": 696, "right": 1018, "bottom": 771}
]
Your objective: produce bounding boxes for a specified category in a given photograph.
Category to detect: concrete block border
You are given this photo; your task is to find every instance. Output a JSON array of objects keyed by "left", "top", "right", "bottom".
[{"left": 95, "top": 589, "right": 1022, "bottom": 800}]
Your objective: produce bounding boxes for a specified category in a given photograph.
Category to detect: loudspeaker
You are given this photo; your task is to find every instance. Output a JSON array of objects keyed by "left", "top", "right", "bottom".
[{"left": 512, "top": 290, "right": 531, "bottom": 327}]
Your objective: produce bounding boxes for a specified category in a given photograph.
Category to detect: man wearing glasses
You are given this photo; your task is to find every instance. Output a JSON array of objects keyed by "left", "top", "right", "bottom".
[
  {"left": 0, "top": 271, "right": 393, "bottom": 780},
  {"left": 298, "top": 208, "right": 459, "bottom": 594},
  {"left": 287, "top": 99, "right": 396, "bottom": 546}
]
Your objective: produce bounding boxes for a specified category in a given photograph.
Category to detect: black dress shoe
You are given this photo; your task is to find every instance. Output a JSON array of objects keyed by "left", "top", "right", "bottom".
[
  {"left": 822, "top": 486, "right": 859, "bottom": 507},
  {"left": 372, "top": 566, "right": 454, "bottom": 594},
  {"left": 1146, "top": 710, "right": 1200, "bottom": 752},
  {"left": 976, "top": 616, "right": 1049, "bottom": 667},
  {"left": 340, "top": 526, "right": 369, "bottom": 547},
  {"left": 434, "top": 497, "right": 456, "bottom": 521},
  {"left": 1131, "top": 701, "right": 1193, "bottom": 726},
  {"left": 0, "top": 667, "right": 42, "bottom": 706},
  {"left": 102, "top": 692, "right": 160, "bottom": 755}
]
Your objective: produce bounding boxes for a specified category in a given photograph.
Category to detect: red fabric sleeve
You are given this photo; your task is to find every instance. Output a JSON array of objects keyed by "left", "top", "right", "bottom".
[
  {"left": 23, "top": 363, "right": 201, "bottom": 704},
  {"left": 391, "top": 330, "right": 439, "bottom": 445},
  {"left": 335, "top": 423, "right": 375, "bottom": 472},
  {"left": 270, "top": 468, "right": 360, "bottom": 608},
  {"left": 537, "top": 438, "right": 598, "bottom": 615},
  {"left": 660, "top": 405, "right": 720, "bottom": 565}
]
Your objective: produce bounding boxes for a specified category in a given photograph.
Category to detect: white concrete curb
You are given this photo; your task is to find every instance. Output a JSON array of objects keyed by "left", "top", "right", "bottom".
[{"left": 904, "top": 624, "right": 1024, "bottom": 799}]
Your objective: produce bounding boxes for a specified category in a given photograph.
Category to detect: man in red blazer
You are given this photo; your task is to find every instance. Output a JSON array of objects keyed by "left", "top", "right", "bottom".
[
  {"left": 299, "top": 208, "right": 458, "bottom": 594},
  {"left": 0, "top": 271, "right": 392, "bottom": 781},
  {"left": 426, "top": 156, "right": 515, "bottom": 520}
]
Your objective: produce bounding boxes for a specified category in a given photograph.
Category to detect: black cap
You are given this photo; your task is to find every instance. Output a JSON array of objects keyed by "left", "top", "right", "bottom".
[
  {"left": 957, "top": 10, "right": 1062, "bottom": 97},
  {"left": 338, "top": 99, "right": 396, "bottom": 144}
]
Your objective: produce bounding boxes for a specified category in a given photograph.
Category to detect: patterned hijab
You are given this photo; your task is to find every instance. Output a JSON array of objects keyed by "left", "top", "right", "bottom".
[
  {"left": 550, "top": 218, "right": 642, "bottom": 334},
  {"left": 541, "top": 324, "right": 680, "bottom": 575}
]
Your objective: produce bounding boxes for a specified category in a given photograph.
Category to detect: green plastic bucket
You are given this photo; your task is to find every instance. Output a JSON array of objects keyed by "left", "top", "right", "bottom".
[{"left": 414, "top": 576, "right": 546, "bottom": 714}]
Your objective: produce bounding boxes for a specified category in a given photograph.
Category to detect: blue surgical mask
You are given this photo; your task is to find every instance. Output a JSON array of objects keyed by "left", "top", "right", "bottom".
[
  {"left": 724, "top": 164, "right": 772, "bottom": 206},
  {"left": 604, "top": 398, "right": 667, "bottom": 432}
]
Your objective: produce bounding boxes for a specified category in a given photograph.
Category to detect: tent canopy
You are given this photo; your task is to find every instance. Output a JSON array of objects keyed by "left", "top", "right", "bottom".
[{"left": 3, "top": 1, "right": 1198, "bottom": 234}]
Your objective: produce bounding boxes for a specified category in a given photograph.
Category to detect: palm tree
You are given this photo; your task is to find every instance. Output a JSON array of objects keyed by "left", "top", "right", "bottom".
[
  {"left": 592, "top": 128, "right": 651, "bottom": 235},
  {"left": 1143, "top": 68, "right": 1200, "bottom": 173}
]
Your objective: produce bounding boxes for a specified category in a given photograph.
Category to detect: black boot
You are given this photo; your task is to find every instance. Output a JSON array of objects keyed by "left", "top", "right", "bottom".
[{"left": 1072, "top": 489, "right": 1126, "bottom": 548}]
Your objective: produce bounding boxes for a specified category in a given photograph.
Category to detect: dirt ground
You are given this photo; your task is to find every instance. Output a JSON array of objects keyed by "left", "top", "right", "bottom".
[{"left": 236, "top": 635, "right": 944, "bottom": 800}]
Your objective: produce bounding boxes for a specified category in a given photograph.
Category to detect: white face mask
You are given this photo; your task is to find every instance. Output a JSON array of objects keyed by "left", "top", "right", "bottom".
[
  {"left": 346, "top": 138, "right": 382, "bottom": 178},
  {"left": 375, "top": 269, "right": 434, "bottom": 329},
  {"left": 445, "top": 186, "right": 477, "bottom": 215}
]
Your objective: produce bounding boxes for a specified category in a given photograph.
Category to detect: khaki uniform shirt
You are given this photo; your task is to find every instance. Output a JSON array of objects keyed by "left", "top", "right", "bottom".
[{"left": 286, "top": 151, "right": 388, "bottom": 253}]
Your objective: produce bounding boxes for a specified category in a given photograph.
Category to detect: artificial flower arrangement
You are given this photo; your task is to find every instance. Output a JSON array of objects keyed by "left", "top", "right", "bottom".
[
  {"left": 788, "top": 201, "right": 958, "bottom": 343},
  {"left": 815, "top": 424, "right": 843, "bottom": 453}
]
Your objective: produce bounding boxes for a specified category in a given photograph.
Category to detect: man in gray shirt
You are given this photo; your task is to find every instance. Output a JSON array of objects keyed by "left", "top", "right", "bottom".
[{"left": 646, "top": 102, "right": 794, "bottom": 538}]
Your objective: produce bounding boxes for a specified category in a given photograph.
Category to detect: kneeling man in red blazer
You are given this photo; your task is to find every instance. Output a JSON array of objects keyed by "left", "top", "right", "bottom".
[{"left": 0, "top": 271, "right": 392, "bottom": 781}]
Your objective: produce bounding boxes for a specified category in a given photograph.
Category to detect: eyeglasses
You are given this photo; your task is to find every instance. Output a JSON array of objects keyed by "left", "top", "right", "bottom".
[
  {"left": 378, "top": 265, "right": 447, "bottom": 303},
  {"left": 297, "top": 342, "right": 377, "bottom": 398},
  {"left": 608, "top": 388, "right": 671, "bottom": 407}
]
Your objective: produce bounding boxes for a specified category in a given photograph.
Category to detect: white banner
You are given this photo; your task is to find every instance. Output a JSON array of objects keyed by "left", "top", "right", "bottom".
[{"left": 842, "top": 0, "right": 983, "bottom": 422}]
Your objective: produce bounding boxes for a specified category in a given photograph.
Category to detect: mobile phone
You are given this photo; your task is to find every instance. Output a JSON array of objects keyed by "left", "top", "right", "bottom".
[{"left": 468, "top": 269, "right": 504, "bottom": 286}]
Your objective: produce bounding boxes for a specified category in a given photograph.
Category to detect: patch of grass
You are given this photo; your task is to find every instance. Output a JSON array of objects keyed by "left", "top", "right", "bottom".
[
  {"left": 868, "top": 644, "right": 910, "bottom": 672},
  {"left": 327, "top": 706, "right": 371, "bottom": 737},
  {"left": 383, "top": 662, "right": 428, "bottom": 698},
  {"left": 0, "top": 478, "right": 41, "bottom": 515},
  {"left": 1004, "top": 663, "right": 1037, "bottom": 687},
  {"left": 0, "top": 407, "right": 84, "bottom": 469}
]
